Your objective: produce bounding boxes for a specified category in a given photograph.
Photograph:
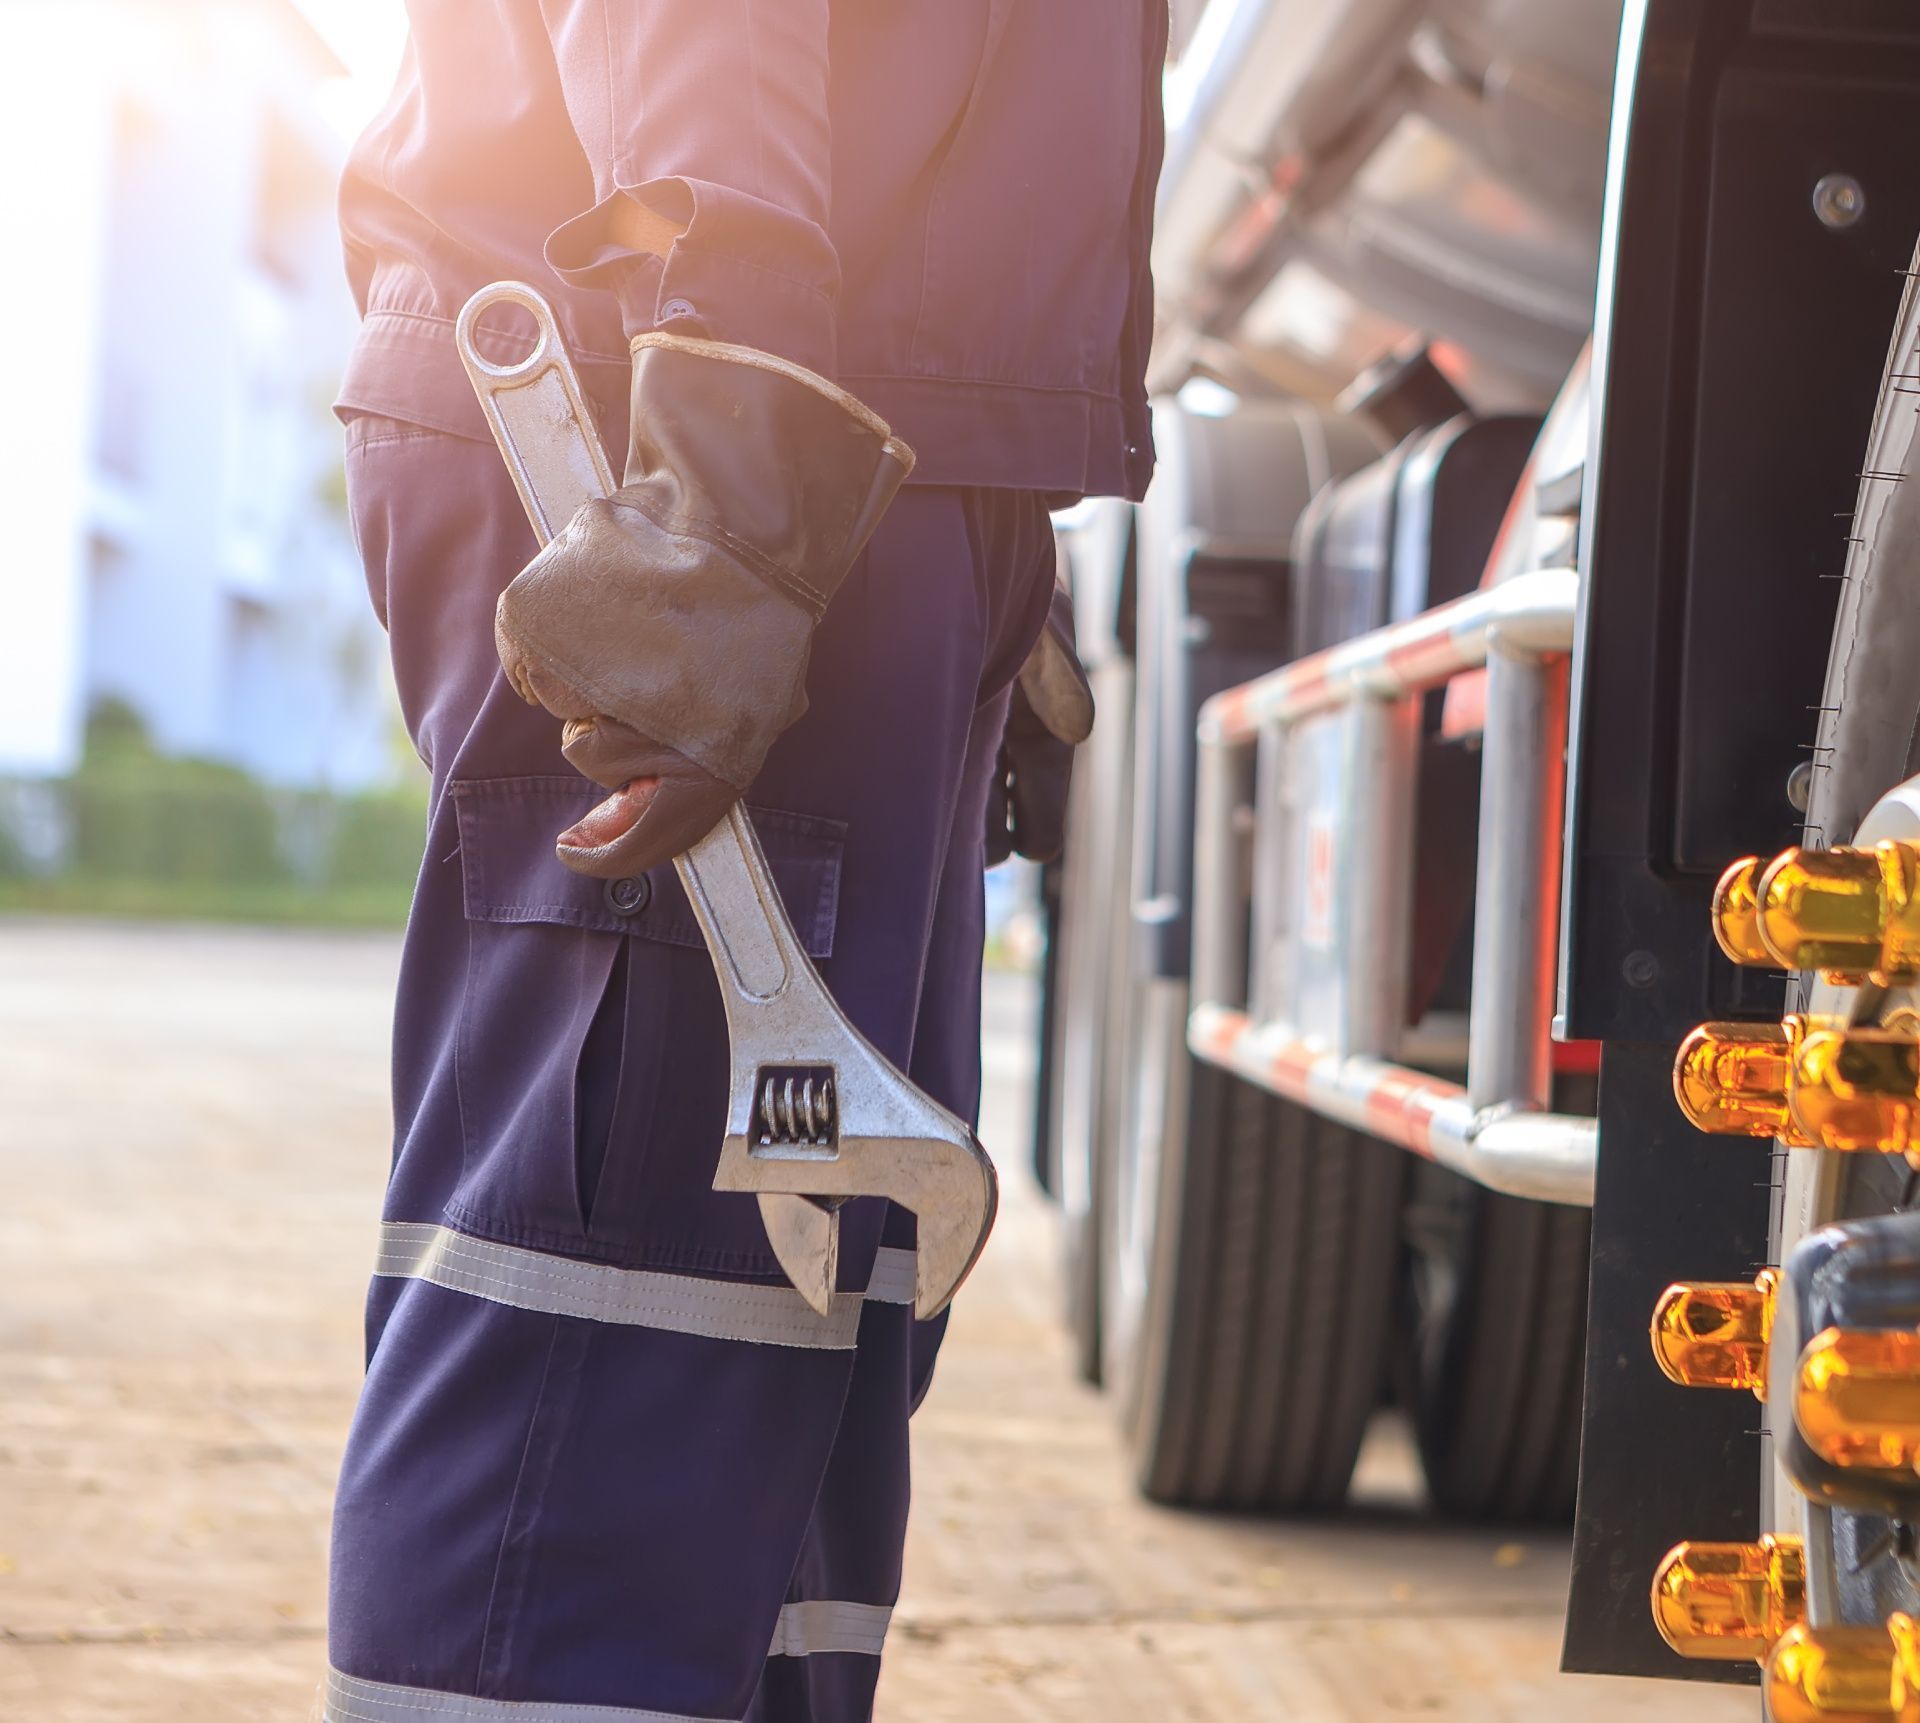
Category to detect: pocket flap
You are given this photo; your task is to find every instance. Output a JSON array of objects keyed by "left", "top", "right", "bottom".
[{"left": 451, "top": 775, "right": 844, "bottom": 958}]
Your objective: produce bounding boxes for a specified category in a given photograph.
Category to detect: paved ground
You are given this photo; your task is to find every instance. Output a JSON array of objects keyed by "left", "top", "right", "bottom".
[{"left": 0, "top": 919, "right": 1754, "bottom": 1720}]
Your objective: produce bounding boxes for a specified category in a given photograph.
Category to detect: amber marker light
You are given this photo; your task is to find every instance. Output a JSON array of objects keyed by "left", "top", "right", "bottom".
[
  {"left": 1650, "top": 1272, "right": 1776, "bottom": 1395},
  {"left": 1674, "top": 1020, "right": 1806, "bottom": 1141},
  {"left": 1796, "top": 1328, "right": 1920, "bottom": 1473},
  {"left": 1757, "top": 841, "right": 1920, "bottom": 983},
  {"left": 1768, "top": 1615, "right": 1920, "bottom": 1723},
  {"left": 1790, "top": 1028, "right": 1920, "bottom": 1155},
  {"left": 1651, "top": 1535, "right": 1805, "bottom": 1661},
  {"left": 1713, "top": 856, "right": 1773, "bottom": 966}
]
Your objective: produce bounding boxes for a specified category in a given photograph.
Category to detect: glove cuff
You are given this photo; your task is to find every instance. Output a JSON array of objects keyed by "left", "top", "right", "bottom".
[
  {"left": 497, "top": 339, "right": 914, "bottom": 791},
  {"left": 625, "top": 333, "right": 914, "bottom": 617}
]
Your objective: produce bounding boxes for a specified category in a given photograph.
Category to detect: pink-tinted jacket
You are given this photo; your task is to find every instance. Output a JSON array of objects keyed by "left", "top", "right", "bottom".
[{"left": 337, "top": 0, "right": 1165, "bottom": 501}]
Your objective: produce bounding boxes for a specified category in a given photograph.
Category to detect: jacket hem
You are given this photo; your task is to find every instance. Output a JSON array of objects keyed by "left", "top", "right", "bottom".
[{"left": 335, "top": 309, "right": 1149, "bottom": 501}]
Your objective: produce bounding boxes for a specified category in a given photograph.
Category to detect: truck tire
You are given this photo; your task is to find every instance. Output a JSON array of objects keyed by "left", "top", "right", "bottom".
[
  {"left": 1769, "top": 241, "right": 1920, "bottom": 1625},
  {"left": 1400, "top": 1165, "right": 1588, "bottom": 1520},
  {"left": 1103, "top": 980, "right": 1406, "bottom": 1510},
  {"left": 1080, "top": 401, "right": 1386, "bottom": 1497}
]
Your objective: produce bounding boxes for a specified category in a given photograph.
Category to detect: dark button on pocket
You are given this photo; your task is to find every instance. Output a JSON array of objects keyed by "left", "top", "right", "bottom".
[{"left": 605, "top": 875, "right": 652, "bottom": 916}]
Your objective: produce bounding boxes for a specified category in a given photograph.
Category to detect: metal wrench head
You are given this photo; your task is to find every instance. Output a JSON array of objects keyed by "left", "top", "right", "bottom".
[
  {"left": 718, "top": 1097, "right": 998, "bottom": 1321},
  {"left": 678, "top": 807, "right": 1000, "bottom": 1321}
]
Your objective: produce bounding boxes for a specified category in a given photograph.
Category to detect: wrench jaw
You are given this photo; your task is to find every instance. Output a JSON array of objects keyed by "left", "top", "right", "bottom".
[
  {"left": 906, "top": 1129, "right": 998, "bottom": 1320},
  {"left": 705, "top": 963, "right": 1003, "bottom": 1319},
  {"left": 716, "top": 1130, "right": 996, "bottom": 1320},
  {"left": 756, "top": 1194, "right": 841, "bottom": 1317}
]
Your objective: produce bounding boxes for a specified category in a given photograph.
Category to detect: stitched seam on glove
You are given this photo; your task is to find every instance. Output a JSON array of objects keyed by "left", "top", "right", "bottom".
[
  {"left": 609, "top": 490, "right": 830, "bottom": 619},
  {"left": 631, "top": 331, "right": 910, "bottom": 459}
]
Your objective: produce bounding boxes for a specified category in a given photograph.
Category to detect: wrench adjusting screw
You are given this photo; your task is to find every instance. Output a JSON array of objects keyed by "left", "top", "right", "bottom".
[{"left": 751, "top": 1064, "right": 839, "bottom": 1149}]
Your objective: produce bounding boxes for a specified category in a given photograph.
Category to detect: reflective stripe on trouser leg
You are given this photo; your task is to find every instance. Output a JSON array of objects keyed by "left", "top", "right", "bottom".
[
  {"left": 324, "top": 1667, "right": 721, "bottom": 1723},
  {"left": 766, "top": 1600, "right": 893, "bottom": 1658},
  {"left": 323, "top": 1596, "right": 894, "bottom": 1723},
  {"left": 372, "top": 1223, "right": 916, "bottom": 1346}
]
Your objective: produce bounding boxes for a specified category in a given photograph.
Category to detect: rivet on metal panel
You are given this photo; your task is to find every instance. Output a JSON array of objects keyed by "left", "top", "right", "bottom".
[{"left": 1812, "top": 172, "right": 1868, "bottom": 231}]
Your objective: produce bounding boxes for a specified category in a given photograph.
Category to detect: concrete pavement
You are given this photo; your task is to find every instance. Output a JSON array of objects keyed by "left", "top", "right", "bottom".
[{"left": 0, "top": 919, "right": 1752, "bottom": 1720}]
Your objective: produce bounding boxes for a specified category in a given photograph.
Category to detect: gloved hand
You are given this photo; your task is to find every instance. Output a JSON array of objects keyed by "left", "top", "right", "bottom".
[
  {"left": 494, "top": 334, "right": 914, "bottom": 877},
  {"left": 985, "top": 579, "right": 1094, "bottom": 866}
]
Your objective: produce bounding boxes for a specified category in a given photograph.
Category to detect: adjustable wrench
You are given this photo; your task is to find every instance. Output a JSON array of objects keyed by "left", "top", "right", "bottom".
[{"left": 454, "top": 282, "right": 997, "bottom": 1320}]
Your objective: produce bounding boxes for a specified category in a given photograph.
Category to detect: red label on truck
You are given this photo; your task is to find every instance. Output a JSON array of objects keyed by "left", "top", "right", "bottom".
[{"left": 1302, "top": 815, "right": 1335, "bottom": 951}]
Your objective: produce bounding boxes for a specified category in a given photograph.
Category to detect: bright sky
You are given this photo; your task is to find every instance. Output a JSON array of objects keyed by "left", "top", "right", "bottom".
[{"left": 291, "top": 0, "right": 409, "bottom": 138}]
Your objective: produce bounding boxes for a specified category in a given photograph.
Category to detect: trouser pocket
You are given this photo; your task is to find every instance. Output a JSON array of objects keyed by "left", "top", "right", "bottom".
[{"left": 446, "top": 774, "right": 846, "bottom": 1267}]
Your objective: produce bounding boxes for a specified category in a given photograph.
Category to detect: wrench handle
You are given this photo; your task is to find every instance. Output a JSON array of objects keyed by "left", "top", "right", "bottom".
[
  {"left": 454, "top": 283, "right": 617, "bottom": 541},
  {"left": 677, "top": 807, "right": 800, "bottom": 1003},
  {"left": 455, "top": 281, "right": 806, "bottom": 1010}
]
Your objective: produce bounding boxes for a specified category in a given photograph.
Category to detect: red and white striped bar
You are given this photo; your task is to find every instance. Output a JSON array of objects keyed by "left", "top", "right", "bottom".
[
  {"left": 1198, "top": 565, "right": 1579, "bottom": 744},
  {"left": 1189, "top": 1003, "right": 1597, "bottom": 1206}
]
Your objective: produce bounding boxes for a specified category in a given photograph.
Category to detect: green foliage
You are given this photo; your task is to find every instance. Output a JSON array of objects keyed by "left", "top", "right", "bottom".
[{"left": 0, "top": 699, "right": 428, "bottom": 927}]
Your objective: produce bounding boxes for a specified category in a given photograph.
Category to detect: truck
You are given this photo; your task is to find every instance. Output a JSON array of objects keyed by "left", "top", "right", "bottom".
[{"left": 1033, "top": 0, "right": 1920, "bottom": 1704}]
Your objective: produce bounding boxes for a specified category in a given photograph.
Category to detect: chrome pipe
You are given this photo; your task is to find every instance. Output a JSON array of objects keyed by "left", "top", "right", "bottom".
[
  {"left": 1190, "top": 1003, "right": 1595, "bottom": 1206},
  {"left": 1466, "top": 646, "right": 1566, "bottom": 1112},
  {"left": 1186, "top": 562, "right": 1594, "bottom": 1206},
  {"left": 1340, "top": 695, "right": 1420, "bottom": 1059},
  {"left": 1198, "top": 566, "right": 1579, "bottom": 741},
  {"left": 1190, "top": 732, "right": 1249, "bottom": 1015}
]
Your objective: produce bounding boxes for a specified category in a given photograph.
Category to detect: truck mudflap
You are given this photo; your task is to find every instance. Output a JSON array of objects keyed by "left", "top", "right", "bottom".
[{"left": 1555, "top": 0, "right": 1920, "bottom": 1686}]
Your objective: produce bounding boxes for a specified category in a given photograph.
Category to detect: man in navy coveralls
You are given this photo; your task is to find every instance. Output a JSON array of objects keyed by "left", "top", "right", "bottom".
[{"left": 323, "top": 4, "right": 1164, "bottom": 1718}]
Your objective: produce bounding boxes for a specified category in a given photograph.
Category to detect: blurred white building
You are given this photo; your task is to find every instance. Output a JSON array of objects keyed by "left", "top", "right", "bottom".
[{"left": 0, "top": 0, "right": 393, "bottom": 790}]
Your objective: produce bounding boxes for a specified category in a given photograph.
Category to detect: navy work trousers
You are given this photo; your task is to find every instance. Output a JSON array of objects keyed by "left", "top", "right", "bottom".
[{"left": 325, "top": 416, "right": 1053, "bottom": 1722}]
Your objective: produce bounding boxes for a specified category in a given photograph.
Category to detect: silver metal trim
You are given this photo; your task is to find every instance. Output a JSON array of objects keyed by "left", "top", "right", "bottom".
[
  {"left": 323, "top": 1668, "right": 718, "bottom": 1723},
  {"left": 1466, "top": 647, "right": 1563, "bottom": 1113},
  {"left": 767, "top": 1599, "right": 893, "bottom": 1658},
  {"left": 1337, "top": 694, "right": 1419, "bottom": 1060},
  {"left": 1196, "top": 565, "right": 1579, "bottom": 740},
  {"left": 1188, "top": 1005, "right": 1595, "bottom": 1206},
  {"left": 1187, "top": 562, "right": 1596, "bottom": 1207},
  {"left": 373, "top": 1225, "right": 916, "bottom": 1350}
]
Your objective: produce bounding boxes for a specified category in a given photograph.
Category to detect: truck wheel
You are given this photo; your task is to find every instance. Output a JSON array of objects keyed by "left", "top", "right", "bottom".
[
  {"left": 1102, "top": 979, "right": 1406, "bottom": 1510},
  {"left": 1769, "top": 242, "right": 1920, "bottom": 1624},
  {"left": 1399, "top": 1164, "right": 1588, "bottom": 1520}
]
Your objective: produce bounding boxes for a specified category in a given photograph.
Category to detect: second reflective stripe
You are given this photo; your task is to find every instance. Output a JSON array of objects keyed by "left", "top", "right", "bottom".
[
  {"left": 323, "top": 1667, "right": 717, "bottom": 1722},
  {"left": 374, "top": 1224, "right": 917, "bottom": 1349},
  {"left": 767, "top": 1599, "right": 894, "bottom": 1658}
]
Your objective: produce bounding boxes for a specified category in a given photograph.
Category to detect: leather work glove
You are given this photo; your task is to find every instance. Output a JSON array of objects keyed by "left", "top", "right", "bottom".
[
  {"left": 495, "top": 333, "right": 915, "bottom": 878},
  {"left": 985, "top": 580, "right": 1094, "bottom": 867}
]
